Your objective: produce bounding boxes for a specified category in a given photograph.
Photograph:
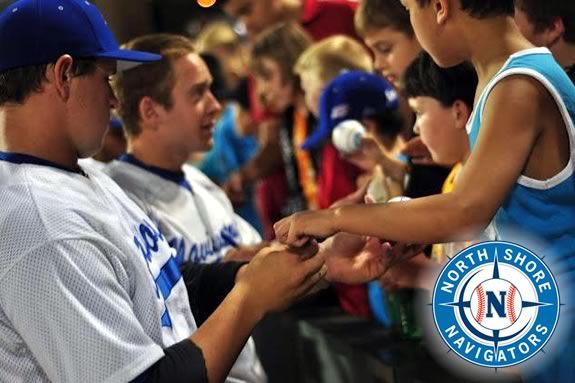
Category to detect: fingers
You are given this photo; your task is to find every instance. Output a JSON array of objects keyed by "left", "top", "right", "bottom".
[
  {"left": 273, "top": 218, "right": 289, "bottom": 243},
  {"left": 300, "top": 248, "right": 326, "bottom": 280},
  {"left": 304, "top": 278, "right": 331, "bottom": 297},
  {"left": 299, "top": 264, "right": 328, "bottom": 296},
  {"left": 289, "top": 239, "right": 318, "bottom": 260}
]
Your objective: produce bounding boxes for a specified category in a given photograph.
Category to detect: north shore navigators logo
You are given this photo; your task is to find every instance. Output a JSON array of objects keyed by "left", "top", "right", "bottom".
[{"left": 432, "top": 241, "right": 560, "bottom": 368}]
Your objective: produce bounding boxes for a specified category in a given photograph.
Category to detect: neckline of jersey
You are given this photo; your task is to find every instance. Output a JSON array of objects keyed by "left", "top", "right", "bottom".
[
  {"left": 118, "top": 153, "right": 192, "bottom": 192},
  {"left": 0, "top": 151, "right": 86, "bottom": 175}
]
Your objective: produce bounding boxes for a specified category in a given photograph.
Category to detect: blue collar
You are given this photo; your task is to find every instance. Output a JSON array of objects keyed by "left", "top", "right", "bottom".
[
  {"left": 118, "top": 154, "right": 192, "bottom": 192},
  {"left": 0, "top": 151, "right": 86, "bottom": 176}
]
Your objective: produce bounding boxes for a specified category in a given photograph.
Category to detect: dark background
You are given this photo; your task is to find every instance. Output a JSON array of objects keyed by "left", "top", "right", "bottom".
[{"left": 0, "top": 0, "right": 231, "bottom": 43}]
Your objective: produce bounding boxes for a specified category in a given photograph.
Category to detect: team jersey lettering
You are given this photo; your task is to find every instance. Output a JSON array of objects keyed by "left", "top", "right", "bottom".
[
  {"left": 169, "top": 223, "right": 241, "bottom": 264},
  {"left": 133, "top": 220, "right": 181, "bottom": 328}
]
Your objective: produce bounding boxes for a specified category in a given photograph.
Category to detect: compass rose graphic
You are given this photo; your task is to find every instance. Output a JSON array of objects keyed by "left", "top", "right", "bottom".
[{"left": 432, "top": 242, "right": 560, "bottom": 368}]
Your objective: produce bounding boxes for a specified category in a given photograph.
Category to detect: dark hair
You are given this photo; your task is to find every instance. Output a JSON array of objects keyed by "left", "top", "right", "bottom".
[
  {"left": 0, "top": 59, "right": 96, "bottom": 105},
  {"left": 369, "top": 109, "right": 404, "bottom": 138},
  {"left": 113, "top": 34, "right": 195, "bottom": 137},
  {"left": 415, "top": 0, "right": 514, "bottom": 18},
  {"left": 403, "top": 51, "right": 477, "bottom": 109},
  {"left": 251, "top": 23, "right": 312, "bottom": 85},
  {"left": 515, "top": 0, "right": 575, "bottom": 44},
  {"left": 226, "top": 77, "right": 251, "bottom": 110},
  {"left": 355, "top": 0, "right": 414, "bottom": 37}
]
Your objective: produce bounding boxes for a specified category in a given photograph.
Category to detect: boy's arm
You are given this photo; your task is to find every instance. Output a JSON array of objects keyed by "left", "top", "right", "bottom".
[{"left": 275, "top": 76, "right": 544, "bottom": 245}]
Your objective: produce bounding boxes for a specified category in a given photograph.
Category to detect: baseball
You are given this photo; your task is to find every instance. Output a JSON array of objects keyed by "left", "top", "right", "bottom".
[{"left": 470, "top": 279, "right": 522, "bottom": 330}]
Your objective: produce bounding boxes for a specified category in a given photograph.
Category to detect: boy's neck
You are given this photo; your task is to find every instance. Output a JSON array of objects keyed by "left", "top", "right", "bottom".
[
  {"left": 127, "top": 140, "right": 187, "bottom": 173},
  {"left": 465, "top": 17, "right": 533, "bottom": 81}
]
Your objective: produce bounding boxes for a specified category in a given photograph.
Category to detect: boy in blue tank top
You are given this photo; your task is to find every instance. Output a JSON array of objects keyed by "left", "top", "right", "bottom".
[{"left": 274, "top": 0, "right": 575, "bottom": 380}]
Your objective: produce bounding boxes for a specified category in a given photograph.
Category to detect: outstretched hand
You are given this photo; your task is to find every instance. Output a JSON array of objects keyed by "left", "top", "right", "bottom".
[
  {"left": 318, "top": 233, "right": 427, "bottom": 285},
  {"left": 273, "top": 209, "right": 338, "bottom": 247}
]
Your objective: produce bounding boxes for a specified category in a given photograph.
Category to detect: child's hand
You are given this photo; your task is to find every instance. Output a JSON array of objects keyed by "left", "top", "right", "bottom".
[
  {"left": 273, "top": 209, "right": 338, "bottom": 247},
  {"left": 329, "top": 178, "right": 371, "bottom": 209},
  {"left": 346, "top": 134, "right": 386, "bottom": 171},
  {"left": 401, "top": 136, "right": 435, "bottom": 165}
]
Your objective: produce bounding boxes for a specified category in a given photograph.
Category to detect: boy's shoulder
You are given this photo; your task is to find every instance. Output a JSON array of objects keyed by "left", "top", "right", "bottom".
[{"left": 478, "top": 48, "right": 573, "bottom": 111}]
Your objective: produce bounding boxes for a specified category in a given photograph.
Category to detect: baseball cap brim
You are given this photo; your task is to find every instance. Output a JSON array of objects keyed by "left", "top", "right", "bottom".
[
  {"left": 95, "top": 49, "right": 162, "bottom": 71},
  {"left": 301, "top": 119, "right": 330, "bottom": 151}
]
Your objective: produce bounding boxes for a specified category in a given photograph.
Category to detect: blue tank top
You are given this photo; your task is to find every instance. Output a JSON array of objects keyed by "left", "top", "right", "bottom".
[
  {"left": 468, "top": 47, "right": 575, "bottom": 276},
  {"left": 468, "top": 47, "right": 575, "bottom": 383}
]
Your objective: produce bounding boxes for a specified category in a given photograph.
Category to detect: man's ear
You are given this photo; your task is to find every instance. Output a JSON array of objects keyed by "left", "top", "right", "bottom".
[
  {"left": 138, "top": 96, "right": 163, "bottom": 131},
  {"left": 435, "top": 0, "right": 451, "bottom": 25},
  {"left": 52, "top": 54, "right": 74, "bottom": 101},
  {"left": 543, "top": 17, "right": 565, "bottom": 47},
  {"left": 452, "top": 100, "right": 471, "bottom": 130}
]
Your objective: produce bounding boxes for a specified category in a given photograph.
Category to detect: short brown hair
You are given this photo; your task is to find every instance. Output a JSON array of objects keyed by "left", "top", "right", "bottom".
[
  {"left": 516, "top": 0, "right": 575, "bottom": 43},
  {"left": 0, "top": 59, "right": 96, "bottom": 106},
  {"left": 294, "top": 35, "right": 373, "bottom": 86},
  {"left": 195, "top": 21, "right": 241, "bottom": 53},
  {"left": 355, "top": 0, "right": 414, "bottom": 37},
  {"left": 251, "top": 23, "right": 312, "bottom": 85},
  {"left": 112, "top": 34, "right": 195, "bottom": 137}
]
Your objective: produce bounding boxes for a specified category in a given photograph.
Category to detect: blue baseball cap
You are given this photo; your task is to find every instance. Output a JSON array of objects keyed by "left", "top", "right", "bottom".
[
  {"left": 0, "top": 0, "right": 161, "bottom": 73},
  {"left": 302, "top": 70, "right": 400, "bottom": 150}
]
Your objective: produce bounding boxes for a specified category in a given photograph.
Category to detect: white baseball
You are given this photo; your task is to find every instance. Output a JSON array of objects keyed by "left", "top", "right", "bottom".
[{"left": 470, "top": 279, "right": 522, "bottom": 330}]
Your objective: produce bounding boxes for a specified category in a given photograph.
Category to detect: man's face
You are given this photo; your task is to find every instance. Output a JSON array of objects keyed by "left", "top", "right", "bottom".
[
  {"left": 254, "top": 57, "right": 295, "bottom": 114},
  {"left": 158, "top": 53, "right": 222, "bottom": 154},
  {"left": 223, "top": 0, "right": 284, "bottom": 40},
  {"left": 363, "top": 27, "right": 421, "bottom": 88},
  {"left": 69, "top": 59, "right": 117, "bottom": 158}
]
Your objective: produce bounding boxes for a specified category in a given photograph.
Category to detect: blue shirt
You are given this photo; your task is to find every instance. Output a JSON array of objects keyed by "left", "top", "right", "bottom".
[
  {"left": 197, "top": 105, "right": 262, "bottom": 234},
  {"left": 467, "top": 47, "right": 575, "bottom": 381}
]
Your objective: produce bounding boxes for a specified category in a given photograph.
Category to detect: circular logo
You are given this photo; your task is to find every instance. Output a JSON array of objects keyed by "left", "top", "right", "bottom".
[{"left": 432, "top": 241, "right": 560, "bottom": 368}]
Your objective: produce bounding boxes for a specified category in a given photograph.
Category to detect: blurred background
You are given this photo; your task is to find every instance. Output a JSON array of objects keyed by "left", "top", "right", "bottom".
[{"left": 0, "top": 0, "right": 235, "bottom": 43}]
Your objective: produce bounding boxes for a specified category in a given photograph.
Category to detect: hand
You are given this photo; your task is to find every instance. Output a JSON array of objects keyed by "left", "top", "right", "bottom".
[
  {"left": 379, "top": 253, "right": 437, "bottom": 290},
  {"left": 401, "top": 136, "right": 435, "bottom": 165},
  {"left": 345, "top": 134, "right": 386, "bottom": 172},
  {"left": 378, "top": 257, "right": 420, "bottom": 290},
  {"left": 224, "top": 171, "right": 245, "bottom": 206},
  {"left": 381, "top": 242, "right": 427, "bottom": 271},
  {"left": 235, "top": 241, "right": 327, "bottom": 315},
  {"left": 223, "top": 242, "right": 270, "bottom": 262},
  {"left": 320, "top": 233, "right": 392, "bottom": 284},
  {"left": 320, "top": 235, "right": 426, "bottom": 287},
  {"left": 273, "top": 209, "right": 338, "bottom": 247},
  {"left": 329, "top": 179, "right": 370, "bottom": 209}
]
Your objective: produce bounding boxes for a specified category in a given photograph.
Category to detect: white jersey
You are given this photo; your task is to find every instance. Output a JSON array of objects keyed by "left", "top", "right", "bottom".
[
  {"left": 105, "top": 156, "right": 266, "bottom": 383},
  {"left": 0, "top": 156, "right": 196, "bottom": 383},
  {"left": 78, "top": 157, "right": 106, "bottom": 173},
  {"left": 105, "top": 158, "right": 262, "bottom": 264}
]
